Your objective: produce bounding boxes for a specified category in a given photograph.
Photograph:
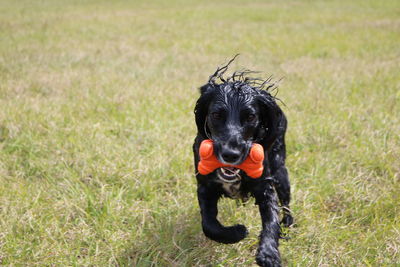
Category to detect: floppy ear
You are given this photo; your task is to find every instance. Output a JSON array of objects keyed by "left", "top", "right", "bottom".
[
  {"left": 194, "top": 84, "right": 215, "bottom": 137},
  {"left": 257, "top": 91, "right": 286, "bottom": 150}
]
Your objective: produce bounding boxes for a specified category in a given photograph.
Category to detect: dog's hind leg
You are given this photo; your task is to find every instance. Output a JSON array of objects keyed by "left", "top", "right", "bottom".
[{"left": 197, "top": 184, "right": 248, "bottom": 244}]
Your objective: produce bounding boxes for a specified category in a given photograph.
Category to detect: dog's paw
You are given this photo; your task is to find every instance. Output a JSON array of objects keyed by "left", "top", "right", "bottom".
[
  {"left": 223, "top": 224, "right": 248, "bottom": 243},
  {"left": 204, "top": 224, "right": 248, "bottom": 244},
  {"left": 280, "top": 213, "right": 294, "bottom": 228},
  {"left": 256, "top": 250, "right": 281, "bottom": 267}
]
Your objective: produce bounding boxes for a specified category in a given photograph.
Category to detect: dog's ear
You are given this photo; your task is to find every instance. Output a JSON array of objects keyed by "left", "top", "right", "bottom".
[
  {"left": 194, "top": 84, "right": 215, "bottom": 137},
  {"left": 257, "top": 91, "right": 285, "bottom": 150}
]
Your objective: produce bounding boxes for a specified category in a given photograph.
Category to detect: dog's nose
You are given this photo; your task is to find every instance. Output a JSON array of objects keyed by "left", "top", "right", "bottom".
[{"left": 221, "top": 149, "right": 241, "bottom": 163}]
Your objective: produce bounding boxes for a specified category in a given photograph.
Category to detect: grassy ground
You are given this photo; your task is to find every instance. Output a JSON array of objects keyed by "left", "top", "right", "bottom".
[{"left": 0, "top": 0, "right": 399, "bottom": 265}]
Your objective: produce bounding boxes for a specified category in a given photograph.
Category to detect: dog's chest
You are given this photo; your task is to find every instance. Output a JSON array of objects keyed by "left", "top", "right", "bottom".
[
  {"left": 217, "top": 179, "right": 249, "bottom": 201},
  {"left": 220, "top": 180, "right": 241, "bottom": 198}
]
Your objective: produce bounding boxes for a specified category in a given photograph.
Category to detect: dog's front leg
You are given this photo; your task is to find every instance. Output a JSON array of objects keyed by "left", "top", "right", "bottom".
[
  {"left": 253, "top": 184, "right": 281, "bottom": 267},
  {"left": 197, "top": 184, "right": 248, "bottom": 244}
]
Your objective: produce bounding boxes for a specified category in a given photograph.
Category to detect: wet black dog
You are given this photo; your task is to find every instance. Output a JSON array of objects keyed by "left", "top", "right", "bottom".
[{"left": 193, "top": 58, "right": 293, "bottom": 267}]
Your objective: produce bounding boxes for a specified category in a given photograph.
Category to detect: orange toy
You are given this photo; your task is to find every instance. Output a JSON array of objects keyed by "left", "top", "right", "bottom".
[{"left": 198, "top": 139, "right": 264, "bottom": 178}]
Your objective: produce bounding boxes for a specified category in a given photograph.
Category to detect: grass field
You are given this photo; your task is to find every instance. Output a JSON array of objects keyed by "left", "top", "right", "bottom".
[{"left": 0, "top": 0, "right": 399, "bottom": 265}]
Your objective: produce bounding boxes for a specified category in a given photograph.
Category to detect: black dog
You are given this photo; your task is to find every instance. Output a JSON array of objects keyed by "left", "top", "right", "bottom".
[{"left": 193, "top": 58, "right": 293, "bottom": 267}]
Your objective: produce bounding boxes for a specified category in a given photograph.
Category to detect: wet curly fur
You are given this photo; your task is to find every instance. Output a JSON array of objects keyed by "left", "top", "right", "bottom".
[{"left": 193, "top": 56, "right": 293, "bottom": 266}]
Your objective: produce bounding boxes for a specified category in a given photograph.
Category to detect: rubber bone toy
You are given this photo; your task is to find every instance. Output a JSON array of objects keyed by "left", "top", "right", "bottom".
[{"left": 197, "top": 139, "right": 264, "bottom": 178}]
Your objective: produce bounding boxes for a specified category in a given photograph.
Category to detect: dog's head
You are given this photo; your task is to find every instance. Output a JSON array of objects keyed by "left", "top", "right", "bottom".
[{"left": 194, "top": 62, "right": 283, "bottom": 168}]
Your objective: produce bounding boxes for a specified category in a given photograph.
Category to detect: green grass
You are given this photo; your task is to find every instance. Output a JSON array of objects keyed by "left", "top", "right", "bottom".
[{"left": 0, "top": 0, "right": 399, "bottom": 265}]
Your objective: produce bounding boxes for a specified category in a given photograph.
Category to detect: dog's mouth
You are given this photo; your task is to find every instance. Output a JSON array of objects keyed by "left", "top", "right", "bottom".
[{"left": 217, "top": 167, "right": 241, "bottom": 182}]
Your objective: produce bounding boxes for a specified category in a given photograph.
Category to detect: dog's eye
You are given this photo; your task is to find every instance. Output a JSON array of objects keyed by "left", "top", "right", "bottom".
[
  {"left": 246, "top": 114, "right": 256, "bottom": 122},
  {"left": 211, "top": 112, "right": 222, "bottom": 120}
]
